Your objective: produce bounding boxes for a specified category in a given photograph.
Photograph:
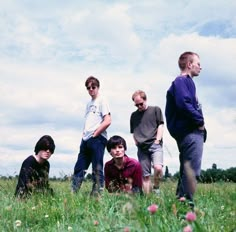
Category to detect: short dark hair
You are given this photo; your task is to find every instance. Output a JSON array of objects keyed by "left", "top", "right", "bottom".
[
  {"left": 178, "top": 51, "right": 199, "bottom": 71},
  {"left": 107, "top": 135, "right": 127, "bottom": 153},
  {"left": 85, "top": 76, "right": 100, "bottom": 88},
  {"left": 34, "top": 135, "right": 55, "bottom": 154}
]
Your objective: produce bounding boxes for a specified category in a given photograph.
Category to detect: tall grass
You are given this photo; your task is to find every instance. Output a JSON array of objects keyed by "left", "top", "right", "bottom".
[{"left": 0, "top": 179, "right": 235, "bottom": 231}]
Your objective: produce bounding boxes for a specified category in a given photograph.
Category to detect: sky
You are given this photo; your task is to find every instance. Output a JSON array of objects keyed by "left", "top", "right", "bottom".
[{"left": 0, "top": 0, "right": 235, "bottom": 178}]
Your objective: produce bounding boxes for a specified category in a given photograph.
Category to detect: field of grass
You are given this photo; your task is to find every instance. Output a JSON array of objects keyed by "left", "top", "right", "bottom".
[{"left": 0, "top": 179, "right": 235, "bottom": 232}]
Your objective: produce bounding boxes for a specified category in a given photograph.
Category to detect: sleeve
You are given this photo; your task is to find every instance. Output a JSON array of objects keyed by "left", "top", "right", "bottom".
[
  {"left": 104, "top": 162, "right": 111, "bottom": 190},
  {"left": 155, "top": 107, "right": 164, "bottom": 125},
  {"left": 174, "top": 79, "right": 204, "bottom": 127},
  {"left": 132, "top": 162, "right": 143, "bottom": 193},
  {"left": 15, "top": 158, "right": 34, "bottom": 197},
  {"left": 130, "top": 113, "right": 134, "bottom": 133},
  {"left": 101, "top": 97, "right": 111, "bottom": 117}
]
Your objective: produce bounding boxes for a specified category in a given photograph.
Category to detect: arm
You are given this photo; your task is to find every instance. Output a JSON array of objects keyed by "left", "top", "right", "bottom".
[
  {"left": 93, "top": 114, "right": 111, "bottom": 137},
  {"left": 155, "top": 124, "right": 164, "bottom": 144},
  {"left": 132, "top": 162, "right": 143, "bottom": 194},
  {"left": 133, "top": 134, "right": 138, "bottom": 145},
  {"left": 174, "top": 78, "right": 204, "bottom": 127}
]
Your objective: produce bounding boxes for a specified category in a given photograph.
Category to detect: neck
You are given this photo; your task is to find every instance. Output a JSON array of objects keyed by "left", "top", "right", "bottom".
[
  {"left": 181, "top": 71, "right": 192, "bottom": 78},
  {"left": 34, "top": 154, "right": 45, "bottom": 164},
  {"left": 114, "top": 156, "right": 125, "bottom": 169}
]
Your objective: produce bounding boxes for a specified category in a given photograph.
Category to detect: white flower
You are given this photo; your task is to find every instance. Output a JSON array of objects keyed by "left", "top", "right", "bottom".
[{"left": 15, "top": 220, "right": 22, "bottom": 227}]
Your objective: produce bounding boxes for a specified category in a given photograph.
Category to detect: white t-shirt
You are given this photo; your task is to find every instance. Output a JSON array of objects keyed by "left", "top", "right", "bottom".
[{"left": 82, "top": 95, "right": 110, "bottom": 141}]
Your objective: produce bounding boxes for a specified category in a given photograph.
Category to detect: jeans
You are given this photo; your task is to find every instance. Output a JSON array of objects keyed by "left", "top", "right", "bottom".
[
  {"left": 72, "top": 135, "right": 107, "bottom": 192},
  {"left": 176, "top": 129, "right": 204, "bottom": 201}
]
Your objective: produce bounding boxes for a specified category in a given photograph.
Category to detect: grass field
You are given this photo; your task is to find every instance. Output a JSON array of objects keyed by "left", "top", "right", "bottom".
[{"left": 0, "top": 179, "right": 235, "bottom": 232}]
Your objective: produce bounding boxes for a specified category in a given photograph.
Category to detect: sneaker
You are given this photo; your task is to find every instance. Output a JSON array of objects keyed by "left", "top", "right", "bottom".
[
  {"left": 71, "top": 175, "right": 82, "bottom": 193},
  {"left": 90, "top": 184, "right": 104, "bottom": 197}
]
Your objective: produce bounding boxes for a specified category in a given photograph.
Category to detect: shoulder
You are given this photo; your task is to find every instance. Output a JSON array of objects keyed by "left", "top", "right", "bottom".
[
  {"left": 105, "top": 159, "right": 114, "bottom": 167},
  {"left": 131, "top": 110, "right": 139, "bottom": 117},
  {"left": 125, "top": 156, "right": 140, "bottom": 166},
  {"left": 22, "top": 155, "right": 36, "bottom": 165}
]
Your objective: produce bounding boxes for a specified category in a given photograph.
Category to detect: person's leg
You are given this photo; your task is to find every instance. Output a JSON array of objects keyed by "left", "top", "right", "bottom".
[
  {"left": 176, "top": 140, "right": 184, "bottom": 198},
  {"left": 177, "top": 130, "right": 204, "bottom": 201},
  {"left": 150, "top": 143, "right": 163, "bottom": 191},
  {"left": 137, "top": 147, "right": 152, "bottom": 194},
  {"left": 88, "top": 135, "right": 107, "bottom": 194},
  {"left": 72, "top": 140, "right": 91, "bottom": 193}
]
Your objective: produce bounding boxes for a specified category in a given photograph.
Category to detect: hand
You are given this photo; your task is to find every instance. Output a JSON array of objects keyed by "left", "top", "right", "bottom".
[{"left": 198, "top": 125, "right": 205, "bottom": 130}]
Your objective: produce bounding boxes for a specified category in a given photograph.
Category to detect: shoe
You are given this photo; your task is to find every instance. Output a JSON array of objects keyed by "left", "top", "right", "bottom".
[
  {"left": 90, "top": 184, "right": 104, "bottom": 197},
  {"left": 71, "top": 175, "right": 82, "bottom": 193}
]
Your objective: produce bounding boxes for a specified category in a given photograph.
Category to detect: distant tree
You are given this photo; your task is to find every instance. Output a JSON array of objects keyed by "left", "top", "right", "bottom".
[
  {"left": 212, "top": 163, "right": 217, "bottom": 169},
  {"left": 224, "top": 167, "right": 236, "bottom": 182},
  {"left": 164, "top": 166, "right": 171, "bottom": 178}
]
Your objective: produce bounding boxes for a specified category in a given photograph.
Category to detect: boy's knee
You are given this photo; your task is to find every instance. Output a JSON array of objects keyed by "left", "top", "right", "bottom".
[{"left": 154, "top": 165, "right": 162, "bottom": 173}]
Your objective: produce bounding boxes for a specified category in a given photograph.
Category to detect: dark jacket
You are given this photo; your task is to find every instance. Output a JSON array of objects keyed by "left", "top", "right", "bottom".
[{"left": 165, "top": 75, "right": 204, "bottom": 140}]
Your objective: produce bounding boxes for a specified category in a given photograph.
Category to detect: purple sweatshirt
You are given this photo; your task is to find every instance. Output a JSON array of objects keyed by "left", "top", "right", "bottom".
[{"left": 165, "top": 75, "right": 204, "bottom": 139}]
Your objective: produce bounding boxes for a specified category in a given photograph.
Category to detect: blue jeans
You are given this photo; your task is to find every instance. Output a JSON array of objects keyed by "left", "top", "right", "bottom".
[
  {"left": 72, "top": 135, "right": 107, "bottom": 192},
  {"left": 176, "top": 129, "right": 204, "bottom": 201}
]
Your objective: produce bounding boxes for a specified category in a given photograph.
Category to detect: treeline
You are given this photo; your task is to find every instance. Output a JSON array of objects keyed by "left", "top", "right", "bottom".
[
  {"left": 1, "top": 165, "right": 235, "bottom": 183},
  {"left": 168, "top": 164, "right": 236, "bottom": 183}
]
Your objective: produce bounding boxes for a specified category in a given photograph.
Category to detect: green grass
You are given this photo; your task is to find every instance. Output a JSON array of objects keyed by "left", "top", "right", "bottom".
[{"left": 0, "top": 179, "right": 235, "bottom": 231}]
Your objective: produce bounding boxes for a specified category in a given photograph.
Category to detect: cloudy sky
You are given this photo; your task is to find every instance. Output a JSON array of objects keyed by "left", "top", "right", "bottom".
[{"left": 1, "top": 0, "right": 235, "bottom": 177}]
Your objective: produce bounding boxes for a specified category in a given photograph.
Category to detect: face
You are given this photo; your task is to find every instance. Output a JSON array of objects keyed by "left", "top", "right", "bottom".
[
  {"left": 38, "top": 149, "right": 52, "bottom": 161},
  {"left": 189, "top": 55, "right": 201, "bottom": 77},
  {"left": 110, "top": 144, "right": 125, "bottom": 159},
  {"left": 86, "top": 82, "right": 99, "bottom": 99},
  {"left": 133, "top": 95, "right": 146, "bottom": 112}
]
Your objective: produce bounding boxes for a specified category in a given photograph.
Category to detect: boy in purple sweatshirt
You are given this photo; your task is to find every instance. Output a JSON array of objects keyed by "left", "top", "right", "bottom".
[{"left": 165, "top": 51, "right": 207, "bottom": 208}]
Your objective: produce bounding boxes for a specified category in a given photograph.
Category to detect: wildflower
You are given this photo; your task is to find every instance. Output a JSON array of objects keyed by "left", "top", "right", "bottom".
[
  {"left": 5, "top": 205, "right": 12, "bottom": 211},
  {"left": 183, "top": 225, "right": 192, "bottom": 232},
  {"left": 185, "top": 212, "right": 196, "bottom": 222},
  {"left": 45, "top": 214, "right": 49, "bottom": 218},
  {"left": 15, "top": 220, "right": 22, "bottom": 227},
  {"left": 94, "top": 220, "right": 99, "bottom": 226},
  {"left": 32, "top": 206, "right": 36, "bottom": 210},
  {"left": 122, "top": 202, "right": 133, "bottom": 214},
  {"left": 179, "top": 197, "right": 186, "bottom": 202},
  {"left": 172, "top": 204, "right": 177, "bottom": 216},
  {"left": 124, "top": 227, "right": 130, "bottom": 232},
  {"left": 147, "top": 204, "right": 158, "bottom": 214},
  {"left": 68, "top": 226, "right": 73, "bottom": 231}
]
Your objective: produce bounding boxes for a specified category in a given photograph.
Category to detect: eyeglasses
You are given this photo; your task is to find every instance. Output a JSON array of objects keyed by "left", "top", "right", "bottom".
[
  {"left": 86, "top": 85, "right": 96, "bottom": 90},
  {"left": 135, "top": 102, "right": 144, "bottom": 107}
]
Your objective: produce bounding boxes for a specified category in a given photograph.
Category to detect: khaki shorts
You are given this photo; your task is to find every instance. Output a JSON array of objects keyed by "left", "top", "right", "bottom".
[{"left": 137, "top": 143, "right": 163, "bottom": 177}]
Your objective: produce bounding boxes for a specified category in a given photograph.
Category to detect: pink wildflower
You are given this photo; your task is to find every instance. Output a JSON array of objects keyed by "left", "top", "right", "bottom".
[
  {"left": 94, "top": 220, "right": 99, "bottom": 226},
  {"left": 147, "top": 204, "right": 158, "bottom": 214},
  {"left": 123, "top": 227, "right": 130, "bottom": 232},
  {"left": 185, "top": 212, "right": 197, "bottom": 222},
  {"left": 179, "top": 197, "right": 186, "bottom": 202},
  {"left": 183, "top": 225, "right": 192, "bottom": 232}
]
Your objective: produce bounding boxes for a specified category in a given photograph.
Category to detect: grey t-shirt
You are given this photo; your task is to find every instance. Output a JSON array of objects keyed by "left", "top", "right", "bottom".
[{"left": 130, "top": 106, "right": 164, "bottom": 147}]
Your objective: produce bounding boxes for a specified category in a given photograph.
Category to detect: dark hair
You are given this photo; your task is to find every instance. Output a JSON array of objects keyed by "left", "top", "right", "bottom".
[
  {"left": 178, "top": 51, "right": 199, "bottom": 71},
  {"left": 107, "top": 135, "right": 127, "bottom": 153},
  {"left": 34, "top": 135, "right": 55, "bottom": 154},
  {"left": 85, "top": 76, "right": 100, "bottom": 88}
]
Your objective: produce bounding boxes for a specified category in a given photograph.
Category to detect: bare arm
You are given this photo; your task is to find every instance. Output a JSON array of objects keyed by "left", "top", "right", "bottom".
[
  {"left": 93, "top": 114, "right": 111, "bottom": 137},
  {"left": 154, "top": 124, "right": 164, "bottom": 144}
]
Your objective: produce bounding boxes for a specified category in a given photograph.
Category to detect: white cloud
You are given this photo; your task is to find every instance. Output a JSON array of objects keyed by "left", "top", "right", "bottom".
[{"left": 0, "top": 0, "right": 235, "bottom": 177}]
